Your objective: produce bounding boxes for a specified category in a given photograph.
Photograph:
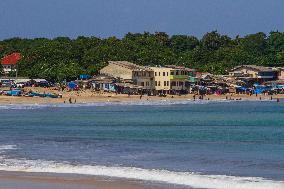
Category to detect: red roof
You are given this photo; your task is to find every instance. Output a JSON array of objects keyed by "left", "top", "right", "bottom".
[{"left": 1, "top": 53, "right": 22, "bottom": 65}]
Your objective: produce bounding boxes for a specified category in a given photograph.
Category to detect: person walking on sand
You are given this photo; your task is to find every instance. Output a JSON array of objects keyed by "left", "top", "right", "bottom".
[{"left": 69, "top": 97, "right": 72, "bottom": 104}]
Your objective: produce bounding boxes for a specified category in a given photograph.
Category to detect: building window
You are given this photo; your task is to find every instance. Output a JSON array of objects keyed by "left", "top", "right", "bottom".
[
  {"left": 141, "top": 82, "right": 144, "bottom": 86},
  {"left": 163, "top": 72, "right": 165, "bottom": 76},
  {"left": 171, "top": 71, "right": 174, "bottom": 75},
  {"left": 167, "top": 72, "right": 169, "bottom": 76},
  {"left": 159, "top": 72, "right": 161, "bottom": 76},
  {"left": 167, "top": 81, "right": 169, "bottom": 86},
  {"left": 155, "top": 81, "right": 157, "bottom": 86},
  {"left": 176, "top": 71, "right": 179, "bottom": 75},
  {"left": 155, "top": 72, "right": 157, "bottom": 76},
  {"left": 158, "top": 81, "right": 161, "bottom": 86}
]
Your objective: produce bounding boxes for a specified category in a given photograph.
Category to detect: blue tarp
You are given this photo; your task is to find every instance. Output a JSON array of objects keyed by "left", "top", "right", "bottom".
[
  {"left": 238, "top": 86, "right": 248, "bottom": 91},
  {"left": 80, "top": 75, "right": 90, "bottom": 80},
  {"left": 68, "top": 81, "right": 77, "bottom": 89},
  {"left": 254, "top": 86, "right": 272, "bottom": 94},
  {"left": 6, "top": 90, "right": 21, "bottom": 96},
  {"left": 29, "top": 92, "right": 58, "bottom": 98}
]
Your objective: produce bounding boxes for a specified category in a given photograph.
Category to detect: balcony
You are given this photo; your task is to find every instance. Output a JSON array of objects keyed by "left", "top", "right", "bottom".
[{"left": 170, "top": 75, "right": 188, "bottom": 80}]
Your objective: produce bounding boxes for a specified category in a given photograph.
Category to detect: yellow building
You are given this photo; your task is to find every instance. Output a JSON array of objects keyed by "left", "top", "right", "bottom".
[
  {"left": 149, "top": 67, "right": 172, "bottom": 93},
  {"left": 133, "top": 66, "right": 191, "bottom": 94}
]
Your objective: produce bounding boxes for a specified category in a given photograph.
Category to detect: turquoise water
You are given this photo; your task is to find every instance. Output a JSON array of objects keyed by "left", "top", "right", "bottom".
[{"left": 0, "top": 101, "right": 284, "bottom": 188}]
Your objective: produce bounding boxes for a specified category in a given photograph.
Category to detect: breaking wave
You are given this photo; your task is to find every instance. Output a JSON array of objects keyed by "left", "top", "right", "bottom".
[{"left": 0, "top": 145, "right": 283, "bottom": 189}]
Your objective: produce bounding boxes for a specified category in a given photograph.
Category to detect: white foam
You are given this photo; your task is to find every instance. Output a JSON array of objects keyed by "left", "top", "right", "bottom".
[
  {"left": 0, "top": 145, "right": 17, "bottom": 151},
  {"left": 0, "top": 100, "right": 233, "bottom": 110},
  {"left": 0, "top": 157, "right": 283, "bottom": 189}
]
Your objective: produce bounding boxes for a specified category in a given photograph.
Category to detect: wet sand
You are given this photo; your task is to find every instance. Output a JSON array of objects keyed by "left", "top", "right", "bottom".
[{"left": 0, "top": 171, "right": 178, "bottom": 189}]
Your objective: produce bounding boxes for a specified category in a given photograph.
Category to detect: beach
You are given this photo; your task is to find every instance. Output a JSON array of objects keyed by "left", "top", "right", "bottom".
[{"left": 0, "top": 87, "right": 283, "bottom": 104}]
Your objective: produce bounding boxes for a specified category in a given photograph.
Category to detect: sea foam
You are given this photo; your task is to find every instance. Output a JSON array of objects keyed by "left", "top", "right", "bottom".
[
  {"left": 0, "top": 145, "right": 17, "bottom": 151},
  {"left": 0, "top": 99, "right": 232, "bottom": 110},
  {"left": 0, "top": 145, "right": 283, "bottom": 189}
]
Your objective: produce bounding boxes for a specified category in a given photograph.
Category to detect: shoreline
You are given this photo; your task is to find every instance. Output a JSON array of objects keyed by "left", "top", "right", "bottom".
[
  {"left": 0, "top": 168, "right": 283, "bottom": 189},
  {"left": 0, "top": 92, "right": 283, "bottom": 105},
  {"left": 0, "top": 171, "right": 171, "bottom": 189}
]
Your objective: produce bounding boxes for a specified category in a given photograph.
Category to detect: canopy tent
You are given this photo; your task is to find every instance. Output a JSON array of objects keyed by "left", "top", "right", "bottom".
[{"left": 254, "top": 86, "right": 273, "bottom": 94}]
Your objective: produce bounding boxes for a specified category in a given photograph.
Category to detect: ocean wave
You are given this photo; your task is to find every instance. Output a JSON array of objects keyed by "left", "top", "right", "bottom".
[
  {"left": 0, "top": 145, "right": 17, "bottom": 151},
  {"left": 0, "top": 156, "right": 283, "bottom": 189}
]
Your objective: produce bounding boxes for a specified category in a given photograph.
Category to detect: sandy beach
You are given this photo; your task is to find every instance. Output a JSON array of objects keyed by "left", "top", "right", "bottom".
[
  {"left": 0, "top": 87, "right": 283, "bottom": 104},
  {"left": 0, "top": 171, "right": 174, "bottom": 189}
]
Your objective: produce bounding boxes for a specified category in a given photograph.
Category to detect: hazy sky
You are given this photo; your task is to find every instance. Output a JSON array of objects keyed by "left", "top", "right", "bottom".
[{"left": 0, "top": 0, "right": 283, "bottom": 39}]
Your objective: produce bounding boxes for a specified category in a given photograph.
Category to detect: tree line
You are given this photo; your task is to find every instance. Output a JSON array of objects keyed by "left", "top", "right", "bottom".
[{"left": 0, "top": 31, "right": 284, "bottom": 82}]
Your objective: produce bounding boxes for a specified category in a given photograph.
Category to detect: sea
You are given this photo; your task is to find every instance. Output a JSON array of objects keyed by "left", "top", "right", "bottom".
[{"left": 0, "top": 100, "right": 284, "bottom": 189}]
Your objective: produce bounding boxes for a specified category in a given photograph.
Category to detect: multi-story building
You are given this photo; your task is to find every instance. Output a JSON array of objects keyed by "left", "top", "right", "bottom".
[
  {"left": 165, "top": 65, "right": 189, "bottom": 92},
  {"left": 132, "top": 68, "right": 155, "bottom": 91},
  {"left": 133, "top": 66, "right": 193, "bottom": 94},
  {"left": 230, "top": 65, "right": 278, "bottom": 82},
  {"left": 133, "top": 66, "right": 172, "bottom": 94},
  {"left": 150, "top": 67, "right": 172, "bottom": 93},
  {"left": 101, "top": 61, "right": 193, "bottom": 94}
]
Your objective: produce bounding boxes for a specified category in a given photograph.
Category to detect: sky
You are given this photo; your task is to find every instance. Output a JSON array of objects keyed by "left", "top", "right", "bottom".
[{"left": 0, "top": 0, "right": 284, "bottom": 39}]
